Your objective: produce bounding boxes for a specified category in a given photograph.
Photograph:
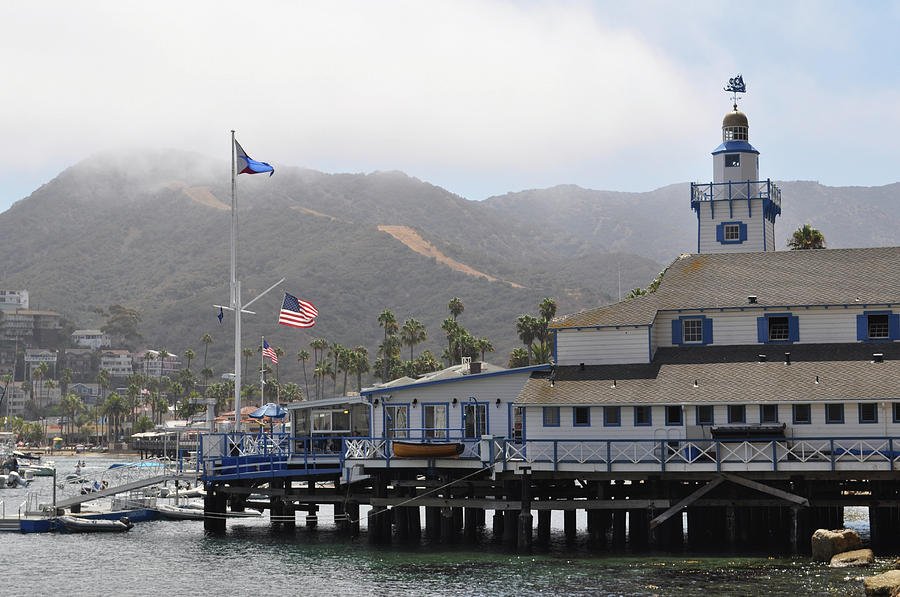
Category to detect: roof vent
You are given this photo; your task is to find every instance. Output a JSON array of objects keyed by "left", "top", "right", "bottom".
[
  {"left": 784, "top": 352, "right": 791, "bottom": 365},
  {"left": 873, "top": 353, "right": 885, "bottom": 363},
  {"left": 748, "top": 295, "right": 758, "bottom": 304},
  {"left": 758, "top": 354, "right": 767, "bottom": 363}
]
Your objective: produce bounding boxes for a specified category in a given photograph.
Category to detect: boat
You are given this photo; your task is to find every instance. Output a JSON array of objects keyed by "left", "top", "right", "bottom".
[
  {"left": 0, "top": 471, "right": 31, "bottom": 488},
  {"left": 156, "top": 504, "right": 205, "bottom": 520},
  {"left": 20, "top": 462, "right": 55, "bottom": 476},
  {"left": 391, "top": 441, "right": 464, "bottom": 458},
  {"left": 56, "top": 515, "right": 134, "bottom": 533}
]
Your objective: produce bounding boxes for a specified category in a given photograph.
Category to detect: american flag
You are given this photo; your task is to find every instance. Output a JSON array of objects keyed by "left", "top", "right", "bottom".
[
  {"left": 262, "top": 339, "right": 278, "bottom": 364},
  {"left": 278, "top": 292, "right": 318, "bottom": 328}
]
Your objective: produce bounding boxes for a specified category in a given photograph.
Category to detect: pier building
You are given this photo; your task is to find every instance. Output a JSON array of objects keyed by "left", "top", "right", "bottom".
[{"left": 199, "top": 82, "right": 900, "bottom": 555}]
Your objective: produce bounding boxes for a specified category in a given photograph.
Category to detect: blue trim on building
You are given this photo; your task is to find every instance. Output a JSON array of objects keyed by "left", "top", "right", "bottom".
[
  {"left": 634, "top": 405, "right": 652, "bottom": 426},
  {"left": 695, "top": 405, "right": 714, "bottom": 425},
  {"left": 603, "top": 406, "right": 621, "bottom": 426},
  {"left": 757, "top": 312, "right": 799, "bottom": 344},
  {"left": 421, "top": 401, "right": 449, "bottom": 436},
  {"left": 760, "top": 404, "right": 779, "bottom": 424},
  {"left": 360, "top": 364, "right": 551, "bottom": 396},
  {"left": 893, "top": 403, "right": 900, "bottom": 424},
  {"left": 543, "top": 406, "right": 560, "bottom": 427},
  {"left": 664, "top": 405, "right": 683, "bottom": 426},
  {"left": 825, "top": 403, "right": 845, "bottom": 424},
  {"left": 792, "top": 404, "right": 812, "bottom": 424},
  {"left": 711, "top": 140, "right": 759, "bottom": 155},
  {"left": 858, "top": 403, "right": 878, "bottom": 424},
  {"left": 573, "top": 406, "right": 591, "bottom": 427},
  {"left": 716, "top": 220, "right": 748, "bottom": 244},
  {"left": 673, "top": 315, "right": 713, "bottom": 345},
  {"left": 856, "top": 310, "right": 900, "bottom": 342},
  {"left": 727, "top": 404, "right": 746, "bottom": 424}
]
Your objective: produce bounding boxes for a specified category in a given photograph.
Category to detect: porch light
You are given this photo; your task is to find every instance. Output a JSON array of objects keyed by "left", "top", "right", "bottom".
[
  {"left": 452, "top": 398, "right": 458, "bottom": 407},
  {"left": 373, "top": 398, "right": 379, "bottom": 407},
  {"left": 495, "top": 398, "right": 501, "bottom": 407},
  {"left": 412, "top": 398, "right": 418, "bottom": 407}
]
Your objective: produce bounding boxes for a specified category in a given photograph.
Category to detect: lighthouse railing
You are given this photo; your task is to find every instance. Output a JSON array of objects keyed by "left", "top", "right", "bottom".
[{"left": 691, "top": 180, "right": 782, "bottom": 209}]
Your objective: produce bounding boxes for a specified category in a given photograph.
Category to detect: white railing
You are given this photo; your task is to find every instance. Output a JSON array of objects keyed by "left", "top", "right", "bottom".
[{"left": 691, "top": 179, "right": 782, "bottom": 208}]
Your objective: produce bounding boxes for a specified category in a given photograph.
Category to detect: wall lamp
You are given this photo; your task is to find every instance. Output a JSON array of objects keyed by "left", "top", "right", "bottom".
[
  {"left": 373, "top": 398, "right": 380, "bottom": 407},
  {"left": 495, "top": 398, "right": 502, "bottom": 407},
  {"left": 452, "top": 398, "right": 458, "bottom": 407},
  {"left": 412, "top": 398, "right": 418, "bottom": 407}
]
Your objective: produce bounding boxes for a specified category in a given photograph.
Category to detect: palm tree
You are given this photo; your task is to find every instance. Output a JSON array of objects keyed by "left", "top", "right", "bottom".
[
  {"left": 401, "top": 318, "right": 427, "bottom": 362},
  {"left": 96, "top": 368, "right": 111, "bottom": 403},
  {"left": 32, "top": 362, "right": 48, "bottom": 409},
  {"left": 337, "top": 347, "right": 353, "bottom": 396},
  {"left": 351, "top": 346, "right": 369, "bottom": 392},
  {"left": 516, "top": 314, "right": 540, "bottom": 365},
  {"left": 377, "top": 310, "right": 398, "bottom": 380},
  {"left": 297, "top": 350, "right": 311, "bottom": 401},
  {"left": 274, "top": 346, "right": 285, "bottom": 382},
  {"left": 59, "top": 367, "right": 73, "bottom": 399},
  {"left": 281, "top": 382, "right": 303, "bottom": 402},
  {"left": 440, "top": 317, "right": 461, "bottom": 365},
  {"left": 508, "top": 348, "right": 530, "bottom": 368},
  {"left": 476, "top": 338, "right": 495, "bottom": 362},
  {"left": 103, "top": 392, "right": 126, "bottom": 444},
  {"left": 183, "top": 349, "right": 195, "bottom": 373},
  {"left": 201, "top": 367, "right": 214, "bottom": 389},
  {"left": 201, "top": 333, "right": 214, "bottom": 372},
  {"left": 787, "top": 224, "right": 826, "bottom": 250},
  {"left": 328, "top": 342, "right": 343, "bottom": 394},
  {"left": 242, "top": 347, "right": 254, "bottom": 381},
  {"left": 413, "top": 350, "right": 441, "bottom": 375},
  {"left": 309, "top": 338, "right": 329, "bottom": 378},
  {"left": 625, "top": 287, "right": 648, "bottom": 300},
  {"left": 448, "top": 297, "right": 464, "bottom": 321}
]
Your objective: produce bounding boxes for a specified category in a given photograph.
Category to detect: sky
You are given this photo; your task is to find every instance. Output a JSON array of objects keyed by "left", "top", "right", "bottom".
[{"left": 2, "top": 0, "right": 899, "bottom": 213}]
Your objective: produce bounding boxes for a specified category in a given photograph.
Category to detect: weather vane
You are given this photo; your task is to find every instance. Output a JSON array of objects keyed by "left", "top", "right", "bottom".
[{"left": 724, "top": 74, "right": 746, "bottom": 107}]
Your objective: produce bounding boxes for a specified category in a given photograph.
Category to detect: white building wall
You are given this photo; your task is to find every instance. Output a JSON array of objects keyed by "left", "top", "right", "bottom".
[
  {"left": 655, "top": 306, "right": 879, "bottom": 348},
  {"left": 370, "top": 372, "right": 533, "bottom": 438},
  {"left": 556, "top": 328, "right": 650, "bottom": 366},
  {"left": 697, "top": 199, "right": 766, "bottom": 254}
]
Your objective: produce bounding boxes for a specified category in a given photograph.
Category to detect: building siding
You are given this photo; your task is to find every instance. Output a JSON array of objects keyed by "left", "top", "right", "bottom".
[{"left": 556, "top": 328, "right": 650, "bottom": 366}]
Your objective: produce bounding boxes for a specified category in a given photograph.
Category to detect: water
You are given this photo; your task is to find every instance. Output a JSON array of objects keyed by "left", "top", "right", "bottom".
[{"left": 0, "top": 456, "right": 889, "bottom": 596}]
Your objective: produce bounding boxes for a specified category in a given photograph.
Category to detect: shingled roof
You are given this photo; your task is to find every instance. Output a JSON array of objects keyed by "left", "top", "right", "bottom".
[
  {"left": 552, "top": 247, "right": 900, "bottom": 328},
  {"left": 517, "top": 343, "right": 900, "bottom": 405}
]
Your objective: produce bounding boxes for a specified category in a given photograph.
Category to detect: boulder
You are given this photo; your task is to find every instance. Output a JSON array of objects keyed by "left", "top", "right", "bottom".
[
  {"left": 811, "top": 528, "right": 862, "bottom": 562},
  {"left": 830, "top": 548, "right": 875, "bottom": 567},
  {"left": 893, "top": 559, "right": 900, "bottom": 570},
  {"left": 863, "top": 570, "right": 900, "bottom": 596}
]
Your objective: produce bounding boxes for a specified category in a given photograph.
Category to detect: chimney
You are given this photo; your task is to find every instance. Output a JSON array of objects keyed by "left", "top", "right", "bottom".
[{"left": 470, "top": 361, "right": 482, "bottom": 374}]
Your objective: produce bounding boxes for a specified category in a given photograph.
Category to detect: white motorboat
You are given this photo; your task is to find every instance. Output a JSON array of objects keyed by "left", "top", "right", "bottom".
[{"left": 57, "top": 515, "right": 134, "bottom": 533}]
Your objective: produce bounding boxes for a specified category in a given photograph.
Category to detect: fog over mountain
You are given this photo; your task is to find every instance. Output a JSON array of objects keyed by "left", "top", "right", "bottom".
[{"left": 1, "top": 150, "right": 897, "bottom": 384}]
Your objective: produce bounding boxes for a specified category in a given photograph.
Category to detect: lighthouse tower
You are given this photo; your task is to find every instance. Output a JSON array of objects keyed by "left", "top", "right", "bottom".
[{"left": 691, "top": 76, "right": 781, "bottom": 253}]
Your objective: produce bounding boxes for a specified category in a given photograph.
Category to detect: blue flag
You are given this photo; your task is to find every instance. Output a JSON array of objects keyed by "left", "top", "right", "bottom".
[
  {"left": 235, "top": 138, "right": 274, "bottom": 176},
  {"left": 218, "top": 307, "right": 224, "bottom": 324}
]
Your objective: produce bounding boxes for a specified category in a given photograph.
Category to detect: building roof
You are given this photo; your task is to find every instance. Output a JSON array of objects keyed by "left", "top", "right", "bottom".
[
  {"left": 552, "top": 247, "right": 900, "bottom": 329},
  {"left": 517, "top": 343, "right": 900, "bottom": 406},
  {"left": 361, "top": 362, "right": 549, "bottom": 395}
]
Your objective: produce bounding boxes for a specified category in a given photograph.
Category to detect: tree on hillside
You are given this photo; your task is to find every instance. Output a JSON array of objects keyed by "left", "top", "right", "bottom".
[
  {"left": 183, "top": 349, "right": 195, "bottom": 373},
  {"left": 242, "top": 347, "right": 253, "bottom": 381},
  {"left": 297, "top": 350, "right": 311, "bottom": 402},
  {"left": 448, "top": 297, "right": 464, "bottom": 321},
  {"left": 201, "top": 334, "right": 214, "bottom": 372},
  {"left": 515, "top": 314, "right": 540, "bottom": 365},
  {"left": 377, "top": 310, "right": 398, "bottom": 380},
  {"left": 100, "top": 305, "right": 142, "bottom": 348},
  {"left": 401, "top": 318, "right": 427, "bottom": 362},
  {"left": 787, "top": 224, "right": 826, "bottom": 250},
  {"left": 476, "top": 338, "right": 494, "bottom": 362},
  {"left": 351, "top": 346, "right": 370, "bottom": 392},
  {"left": 508, "top": 348, "right": 530, "bottom": 368}
]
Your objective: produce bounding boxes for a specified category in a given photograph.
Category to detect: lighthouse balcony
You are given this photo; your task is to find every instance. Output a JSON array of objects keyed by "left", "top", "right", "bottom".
[{"left": 691, "top": 179, "right": 782, "bottom": 212}]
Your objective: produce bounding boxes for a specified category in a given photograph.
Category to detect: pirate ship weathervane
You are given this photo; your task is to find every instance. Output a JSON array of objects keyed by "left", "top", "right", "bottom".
[{"left": 725, "top": 74, "right": 746, "bottom": 107}]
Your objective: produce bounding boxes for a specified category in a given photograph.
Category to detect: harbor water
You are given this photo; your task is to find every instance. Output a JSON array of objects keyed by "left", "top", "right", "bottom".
[{"left": 1, "top": 456, "right": 891, "bottom": 596}]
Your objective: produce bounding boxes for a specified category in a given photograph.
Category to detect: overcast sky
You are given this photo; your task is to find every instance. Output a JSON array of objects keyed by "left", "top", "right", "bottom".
[{"left": 2, "top": 1, "right": 898, "bottom": 213}]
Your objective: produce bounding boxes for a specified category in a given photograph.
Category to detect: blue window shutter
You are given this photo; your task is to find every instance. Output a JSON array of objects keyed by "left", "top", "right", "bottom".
[
  {"left": 702, "top": 317, "right": 713, "bottom": 345},
  {"left": 857, "top": 314, "right": 867, "bottom": 341},
  {"left": 739, "top": 223, "right": 748, "bottom": 242},
  {"left": 672, "top": 319, "right": 682, "bottom": 345},
  {"left": 788, "top": 315, "right": 800, "bottom": 342},
  {"left": 716, "top": 223, "right": 724, "bottom": 243},
  {"left": 890, "top": 314, "right": 900, "bottom": 340},
  {"left": 757, "top": 317, "right": 767, "bottom": 343}
]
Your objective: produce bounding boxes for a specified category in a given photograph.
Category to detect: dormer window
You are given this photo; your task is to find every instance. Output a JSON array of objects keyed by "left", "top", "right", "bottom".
[
  {"left": 856, "top": 311, "right": 899, "bottom": 341},
  {"left": 723, "top": 126, "right": 748, "bottom": 141},
  {"left": 725, "top": 154, "right": 740, "bottom": 167}
]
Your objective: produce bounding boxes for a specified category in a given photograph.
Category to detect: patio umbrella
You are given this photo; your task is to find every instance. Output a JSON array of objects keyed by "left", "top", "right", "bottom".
[{"left": 249, "top": 403, "right": 287, "bottom": 433}]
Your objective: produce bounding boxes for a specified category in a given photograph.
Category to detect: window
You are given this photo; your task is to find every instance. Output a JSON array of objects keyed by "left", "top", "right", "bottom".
[
  {"left": 683, "top": 319, "right": 703, "bottom": 343},
  {"left": 825, "top": 403, "right": 844, "bottom": 424},
  {"left": 603, "top": 406, "right": 621, "bottom": 426},
  {"left": 464, "top": 403, "right": 487, "bottom": 438},
  {"left": 727, "top": 404, "right": 746, "bottom": 424},
  {"left": 793, "top": 404, "right": 811, "bottom": 424},
  {"left": 859, "top": 403, "right": 878, "bottom": 424},
  {"left": 894, "top": 403, "right": 900, "bottom": 424},
  {"left": 760, "top": 404, "right": 779, "bottom": 424},
  {"left": 423, "top": 404, "right": 448, "bottom": 438},
  {"left": 757, "top": 313, "right": 799, "bottom": 344},
  {"left": 857, "top": 311, "right": 899, "bottom": 341},
  {"left": 724, "top": 127, "right": 748, "bottom": 141},
  {"left": 673, "top": 316, "right": 713, "bottom": 345},
  {"left": 665, "top": 405, "right": 683, "bottom": 426},
  {"left": 543, "top": 406, "right": 560, "bottom": 427},
  {"left": 574, "top": 407, "right": 590, "bottom": 427},
  {"left": 696, "top": 405, "right": 714, "bottom": 425},
  {"left": 511, "top": 405, "right": 525, "bottom": 443},
  {"left": 725, "top": 153, "right": 740, "bottom": 167},
  {"left": 385, "top": 405, "right": 409, "bottom": 439},
  {"left": 716, "top": 221, "right": 747, "bottom": 245},
  {"left": 634, "top": 406, "right": 651, "bottom": 426}
]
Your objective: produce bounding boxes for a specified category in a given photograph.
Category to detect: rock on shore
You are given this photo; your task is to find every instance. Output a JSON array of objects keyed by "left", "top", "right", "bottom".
[
  {"left": 830, "top": 549, "right": 874, "bottom": 568},
  {"left": 811, "top": 528, "right": 862, "bottom": 562},
  {"left": 863, "top": 570, "right": 900, "bottom": 596}
]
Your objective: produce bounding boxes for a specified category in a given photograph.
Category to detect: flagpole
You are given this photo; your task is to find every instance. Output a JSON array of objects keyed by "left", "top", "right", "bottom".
[
  {"left": 231, "top": 130, "right": 243, "bottom": 433},
  {"left": 260, "top": 336, "right": 265, "bottom": 407}
]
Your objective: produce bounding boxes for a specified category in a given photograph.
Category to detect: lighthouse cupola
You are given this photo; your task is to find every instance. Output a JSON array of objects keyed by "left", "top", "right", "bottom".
[{"left": 690, "top": 75, "right": 782, "bottom": 254}]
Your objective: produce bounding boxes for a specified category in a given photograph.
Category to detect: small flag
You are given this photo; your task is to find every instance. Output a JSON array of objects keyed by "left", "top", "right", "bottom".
[
  {"left": 262, "top": 339, "right": 278, "bottom": 364},
  {"left": 217, "top": 307, "right": 224, "bottom": 324},
  {"left": 235, "top": 138, "right": 274, "bottom": 176},
  {"left": 278, "top": 292, "right": 318, "bottom": 328}
]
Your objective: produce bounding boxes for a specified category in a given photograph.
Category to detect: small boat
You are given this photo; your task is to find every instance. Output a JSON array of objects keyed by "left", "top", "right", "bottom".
[
  {"left": 392, "top": 441, "right": 464, "bottom": 458},
  {"left": 20, "top": 462, "right": 55, "bottom": 476},
  {"left": 1, "top": 471, "right": 31, "bottom": 488},
  {"left": 156, "top": 504, "right": 205, "bottom": 520},
  {"left": 56, "top": 515, "right": 134, "bottom": 533}
]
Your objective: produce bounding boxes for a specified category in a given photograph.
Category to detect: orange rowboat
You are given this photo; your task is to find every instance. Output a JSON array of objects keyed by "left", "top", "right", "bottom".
[{"left": 392, "top": 441, "right": 464, "bottom": 458}]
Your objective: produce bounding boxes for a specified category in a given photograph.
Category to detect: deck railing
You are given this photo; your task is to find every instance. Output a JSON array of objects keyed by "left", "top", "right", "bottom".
[
  {"left": 200, "top": 434, "right": 900, "bottom": 480},
  {"left": 690, "top": 179, "right": 782, "bottom": 207}
]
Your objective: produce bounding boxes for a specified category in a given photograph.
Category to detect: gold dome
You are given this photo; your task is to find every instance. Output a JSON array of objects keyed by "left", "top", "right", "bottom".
[{"left": 723, "top": 105, "right": 748, "bottom": 128}]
